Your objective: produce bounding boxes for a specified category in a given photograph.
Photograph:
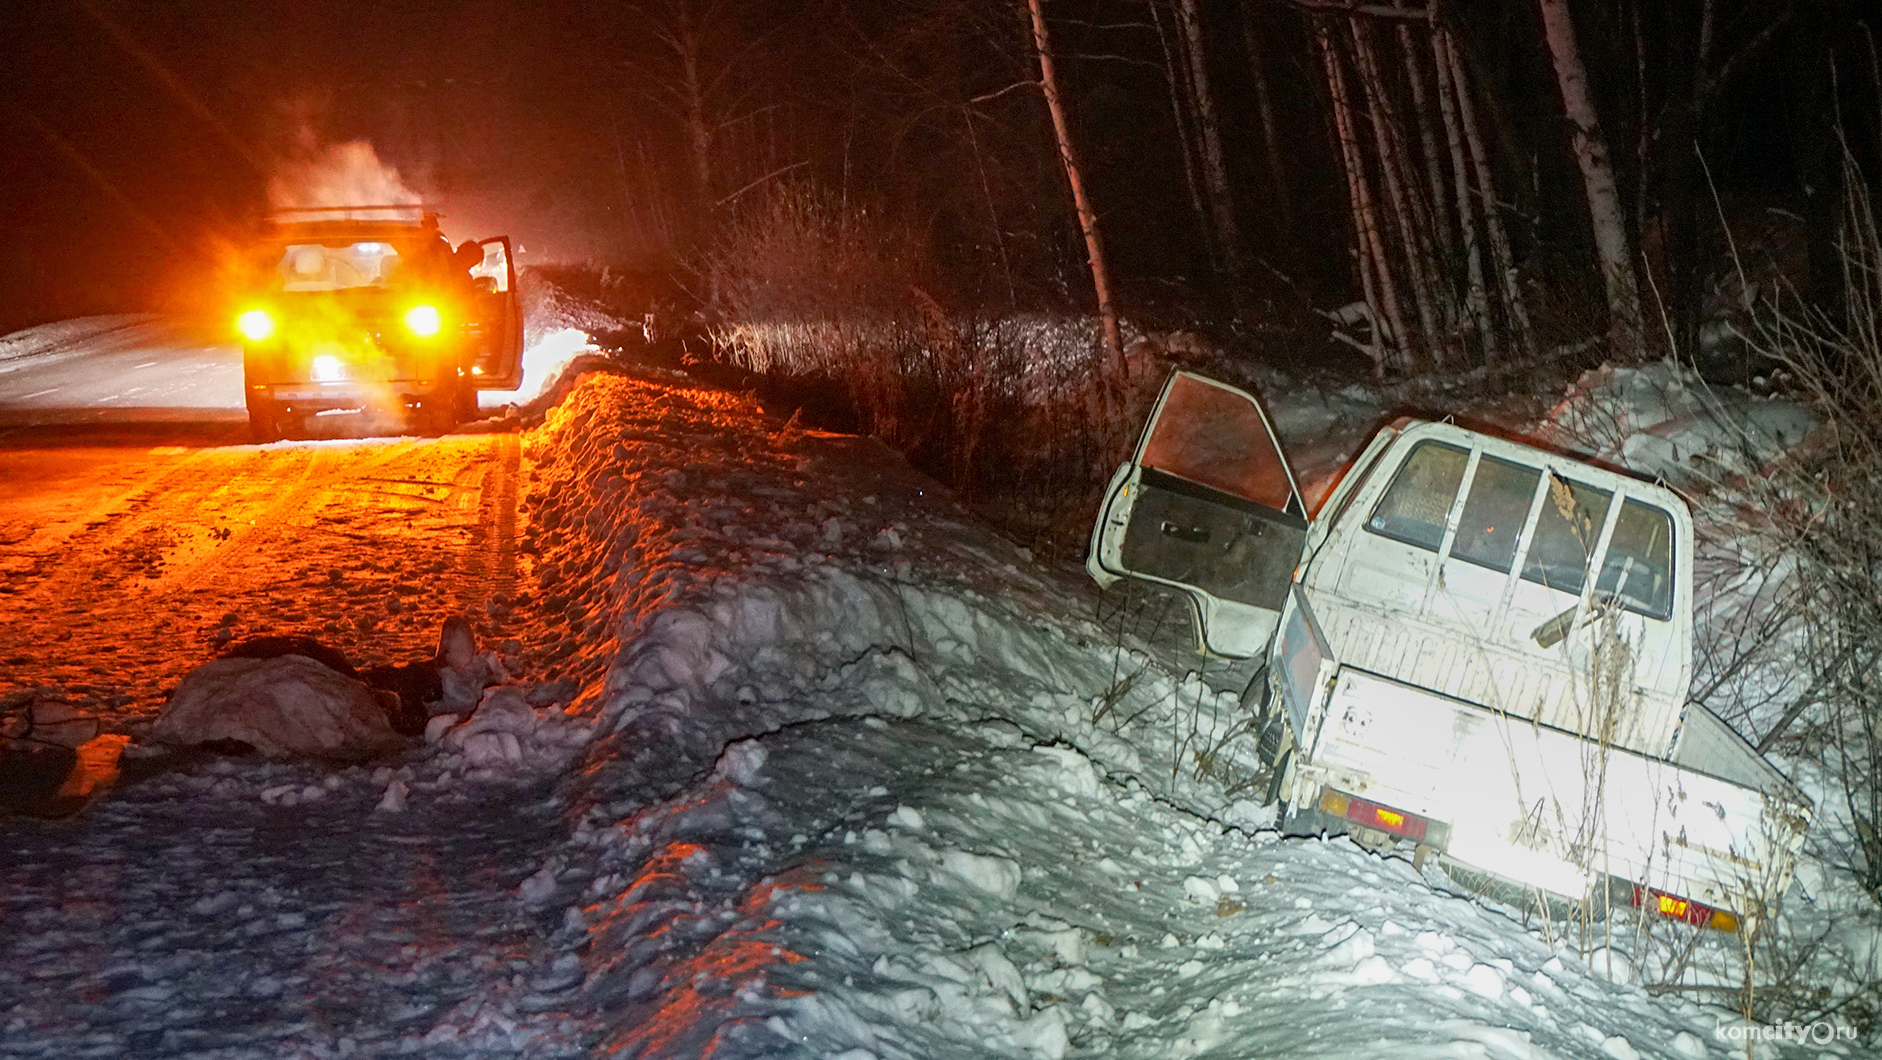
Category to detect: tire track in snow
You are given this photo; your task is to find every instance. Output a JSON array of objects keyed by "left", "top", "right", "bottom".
[
  {"left": 447, "top": 433, "right": 522, "bottom": 640},
  {"left": 135, "top": 439, "right": 419, "bottom": 597},
  {"left": 0, "top": 432, "right": 533, "bottom": 723}
]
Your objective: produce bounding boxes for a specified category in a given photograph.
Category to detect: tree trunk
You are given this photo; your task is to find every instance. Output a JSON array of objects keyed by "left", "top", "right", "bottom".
[
  {"left": 1175, "top": 0, "right": 1244, "bottom": 282},
  {"left": 1026, "top": 0, "right": 1127, "bottom": 376},
  {"left": 1236, "top": 0, "right": 1294, "bottom": 239},
  {"left": 1431, "top": 22, "right": 1496, "bottom": 360},
  {"left": 1442, "top": 25, "right": 1531, "bottom": 356},
  {"left": 1395, "top": 4, "right": 1455, "bottom": 267},
  {"left": 675, "top": 5, "right": 713, "bottom": 212},
  {"left": 1150, "top": 0, "right": 1215, "bottom": 271},
  {"left": 1318, "top": 18, "right": 1405, "bottom": 375},
  {"left": 1535, "top": 0, "right": 1642, "bottom": 353},
  {"left": 1350, "top": 17, "right": 1444, "bottom": 363}
]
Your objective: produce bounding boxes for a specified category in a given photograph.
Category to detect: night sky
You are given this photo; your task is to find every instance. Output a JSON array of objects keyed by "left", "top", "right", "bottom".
[
  {"left": 2, "top": 0, "right": 626, "bottom": 333},
  {"left": 2, "top": 0, "right": 1875, "bottom": 339}
]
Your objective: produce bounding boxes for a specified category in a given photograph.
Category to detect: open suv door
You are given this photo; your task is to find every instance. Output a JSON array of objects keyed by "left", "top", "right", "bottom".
[
  {"left": 1087, "top": 371, "right": 1309, "bottom": 657},
  {"left": 469, "top": 237, "right": 523, "bottom": 390}
]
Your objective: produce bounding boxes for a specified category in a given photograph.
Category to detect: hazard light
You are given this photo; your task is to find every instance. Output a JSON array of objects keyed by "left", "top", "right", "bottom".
[
  {"left": 1319, "top": 788, "right": 1443, "bottom": 845},
  {"left": 1631, "top": 884, "right": 1739, "bottom": 932},
  {"left": 236, "top": 308, "right": 276, "bottom": 342}
]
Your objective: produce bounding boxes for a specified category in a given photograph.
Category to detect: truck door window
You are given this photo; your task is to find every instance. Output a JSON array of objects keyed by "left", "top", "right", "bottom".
[
  {"left": 1520, "top": 475, "right": 1612, "bottom": 595},
  {"left": 1140, "top": 373, "right": 1295, "bottom": 512},
  {"left": 1450, "top": 456, "right": 1542, "bottom": 573},
  {"left": 1365, "top": 441, "right": 1468, "bottom": 551},
  {"left": 1595, "top": 499, "right": 1675, "bottom": 618}
]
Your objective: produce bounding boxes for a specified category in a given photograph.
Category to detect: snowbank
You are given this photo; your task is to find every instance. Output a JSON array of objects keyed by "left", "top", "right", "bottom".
[{"left": 501, "top": 371, "right": 1804, "bottom": 1058}]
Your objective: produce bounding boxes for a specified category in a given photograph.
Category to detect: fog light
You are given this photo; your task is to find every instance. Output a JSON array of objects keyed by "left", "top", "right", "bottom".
[{"left": 311, "top": 355, "right": 347, "bottom": 382}]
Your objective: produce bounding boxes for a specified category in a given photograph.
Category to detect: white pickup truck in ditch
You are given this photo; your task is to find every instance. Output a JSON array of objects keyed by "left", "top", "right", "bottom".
[{"left": 1089, "top": 370, "right": 1811, "bottom": 931}]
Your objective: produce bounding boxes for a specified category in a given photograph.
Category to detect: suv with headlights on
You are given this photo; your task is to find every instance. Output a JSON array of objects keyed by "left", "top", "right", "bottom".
[{"left": 232, "top": 207, "right": 522, "bottom": 440}]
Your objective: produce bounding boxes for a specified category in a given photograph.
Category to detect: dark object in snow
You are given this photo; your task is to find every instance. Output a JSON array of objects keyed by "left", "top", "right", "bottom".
[
  {"left": 436, "top": 615, "right": 508, "bottom": 712},
  {"left": 0, "top": 742, "right": 77, "bottom": 807},
  {"left": 201, "top": 618, "right": 498, "bottom": 739},
  {"left": 438, "top": 615, "right": 476, "bottom": 670},
  {"left": 155, "top": 655, "right": 406, "bottom": 759},
  {"left": 358, "top": 662, "right": 440, "bottom": 736},
  {"left": 223, "top": 634, "right": 360, "bottom": 678},
  {"left": 222, "top": 632, "right": 439, "bottom": 735}
]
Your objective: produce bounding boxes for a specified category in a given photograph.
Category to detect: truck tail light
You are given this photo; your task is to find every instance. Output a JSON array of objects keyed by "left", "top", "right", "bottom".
[
  {"left": 236, "top": 308, "right": 276, "bottom": 342},
  {"left": 1319, "top": 788, "right": 1437, "bottom": 844},
  {"left": 1631, "top": 884, "right": 1739, "bottom": 932},
  {"left": 404, "top": 303, "right": 443, "bottom": 337}
]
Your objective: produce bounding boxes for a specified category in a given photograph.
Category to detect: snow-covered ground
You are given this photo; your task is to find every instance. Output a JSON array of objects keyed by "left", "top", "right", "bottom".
[{"left": 1, "top": 357, "right": 1866, "bottom": 1058}]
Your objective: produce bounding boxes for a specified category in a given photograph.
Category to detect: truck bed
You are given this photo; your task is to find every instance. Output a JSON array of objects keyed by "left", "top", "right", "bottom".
[{"left": 1277, "top": 586, "right": 1810, "bottom": 917}]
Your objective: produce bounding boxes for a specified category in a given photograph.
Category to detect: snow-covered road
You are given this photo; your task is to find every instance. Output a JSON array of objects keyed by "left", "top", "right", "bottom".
[
  {"left": 0, "top": 317, "right": 245, "bottom": 426},
  {"left": 0, "top": 332, "right": 1837, "bottom": 1057}
]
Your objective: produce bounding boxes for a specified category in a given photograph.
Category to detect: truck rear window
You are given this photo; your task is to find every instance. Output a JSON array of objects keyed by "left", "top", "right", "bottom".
[
  {"left": 1365, "top": 441, "right": 1467, "bottom": 551},
  {"left": 1450, "top": 455, "right": 1542, "bottom": 573},
  {"left": 275, "top": 242, "right": 402, "bottom": 291},
  {"left": 1521, "top": 475, "right": 1611, "bottom": 597},
  {"left": 1595, "top": 499, "right": 1675, "bottom": 619}
]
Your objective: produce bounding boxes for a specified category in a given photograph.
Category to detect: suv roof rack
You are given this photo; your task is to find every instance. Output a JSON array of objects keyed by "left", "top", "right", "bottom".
[{"left": 267, "top": 205, "right": 439, "bottom": 226}]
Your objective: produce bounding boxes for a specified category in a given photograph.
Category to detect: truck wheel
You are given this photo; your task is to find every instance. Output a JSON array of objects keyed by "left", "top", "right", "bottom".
[
  {"left": 417, "top": 396, "right": 456, "bottom": 436},
  {"left": 452, "top": 373, "right": 478, "bottom": 423},
  {"left": 247, "top": 395, "right": 283, "bottom": 443}
]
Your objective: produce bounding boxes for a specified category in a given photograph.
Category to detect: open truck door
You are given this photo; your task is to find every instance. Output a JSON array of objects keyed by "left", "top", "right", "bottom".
[
  {"left": 471, "top": 237, "right": 523, "bottom": 389},
  {"left": 1088, "top": 371, "right": 1309, "bottom": 657}
]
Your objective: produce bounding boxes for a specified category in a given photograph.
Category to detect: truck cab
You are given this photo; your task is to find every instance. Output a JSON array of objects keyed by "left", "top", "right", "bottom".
[
  {"left": 231, "top": 207, "right": 523, "bottom": 441},
  {"left": 1091, "top": 370, "right": 1810, "bottom": 929}
]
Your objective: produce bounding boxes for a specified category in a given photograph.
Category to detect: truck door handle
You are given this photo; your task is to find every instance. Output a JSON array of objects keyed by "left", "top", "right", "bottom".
[{"left": 1160, "top": 521, "right": 1210, "bottom": 544}]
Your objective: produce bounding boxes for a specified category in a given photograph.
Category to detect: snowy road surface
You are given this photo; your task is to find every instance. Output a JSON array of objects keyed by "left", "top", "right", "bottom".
[
  {"left": 0, "top": 317, "right": 245, "bottom": 426},
  {"left": 0, "top": 321, "right": 1833, "bottom": 1057}
]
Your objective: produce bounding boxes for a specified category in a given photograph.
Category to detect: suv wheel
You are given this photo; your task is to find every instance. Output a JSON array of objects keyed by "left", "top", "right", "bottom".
[{"left": 247, "top": 393, "right": 283, "bottom": 443}]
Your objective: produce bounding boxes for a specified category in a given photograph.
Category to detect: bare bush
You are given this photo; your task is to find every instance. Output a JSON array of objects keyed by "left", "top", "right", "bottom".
[
  {"left": 1742, "top": 154, "right": 1882, "bottom": 901},
  {"left": 699, "top": 181, "right": 1161, "bottom": 542}
]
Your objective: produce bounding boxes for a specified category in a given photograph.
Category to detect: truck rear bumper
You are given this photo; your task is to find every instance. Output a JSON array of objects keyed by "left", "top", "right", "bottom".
[{"left": 257, "top": 379, "right": 450, "bottom": 410}]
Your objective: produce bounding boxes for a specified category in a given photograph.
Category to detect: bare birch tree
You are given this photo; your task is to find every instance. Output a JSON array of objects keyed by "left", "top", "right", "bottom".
[
  {"left": 1317, "top": 16, "right": 1406, "bottom": 375},
  {"left": 1025, "top": 0, "right": 1126, "bottom": 375},
  {"left": 1174, "top": 0, "right": 1245, "bottom": 282},
  {"left": 1236, "top": 0, "right": 1294, "bottom": 239},
  {"left": 1149, "top": 1, "right": 1216, "bottom": 270},
  {"left": 1535, "top": 0, "right": 1643, "bottom": 354}
]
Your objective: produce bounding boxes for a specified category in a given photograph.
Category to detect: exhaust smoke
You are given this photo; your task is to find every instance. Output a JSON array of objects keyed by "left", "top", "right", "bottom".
[{"left": 268, "top": 141, "right": 422, "bottom": 220}]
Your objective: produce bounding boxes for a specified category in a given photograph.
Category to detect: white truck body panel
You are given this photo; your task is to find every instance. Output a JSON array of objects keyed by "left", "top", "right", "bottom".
[{"left": 1281, "top": 630, "right": 1807, "bottom": 913}]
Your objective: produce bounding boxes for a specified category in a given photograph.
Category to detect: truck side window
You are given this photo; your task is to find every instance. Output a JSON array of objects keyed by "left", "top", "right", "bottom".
[
  {"left": 1521, "top": 475, "right": 1612, "bottom": 596},
  {"left": 1595, "top": 499, "right": 1675, "bottom": 619},
  {"left": 1365, "top": 441, "right": 1468, "bottom": 551},
  {"left": 1450, "top": 455, "right": 1542, "bottom": 573}
]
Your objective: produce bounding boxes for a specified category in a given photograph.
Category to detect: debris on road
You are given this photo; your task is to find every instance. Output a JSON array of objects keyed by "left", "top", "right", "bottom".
[{"left": 154, "top": 654, "right": 405, "bottom": 759}]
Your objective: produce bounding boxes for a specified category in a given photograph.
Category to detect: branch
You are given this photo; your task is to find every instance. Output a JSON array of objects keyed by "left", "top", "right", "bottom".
[
  {"left": 1703, "top": 5, "right": 1795, "bottom": 106},
  {"left": 970, "top": 80, "right": 1041, "bottom": 105},
  {"left": 715, "top": 160, "right": 811, "bottom": 209},
  {"left": 1270, "top": 0, "right": 1431, "bottom": 20}
]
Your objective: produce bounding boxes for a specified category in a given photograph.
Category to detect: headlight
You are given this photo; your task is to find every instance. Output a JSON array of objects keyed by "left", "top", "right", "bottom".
[
  {"left": 310, "top": 355, "right": 347, "bottom": 382},
  {"left": 236, "top": 308, "right": 275, "bottom": 342},
  {"left": 404, "top": 304, "right": 443, "bottom": 337}
]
